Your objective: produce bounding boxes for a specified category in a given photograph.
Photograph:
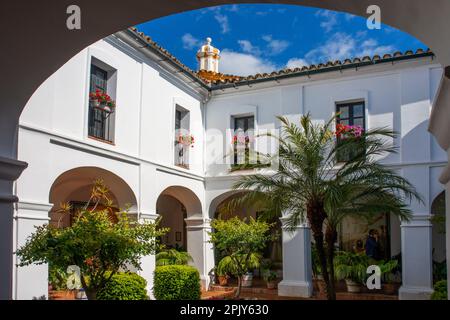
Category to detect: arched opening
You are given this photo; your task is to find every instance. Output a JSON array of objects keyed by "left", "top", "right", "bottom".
[
  {"left": 46, "top": 166, "right": 138, "bottom": 297},
  {"left": 156, "top": 194, "right": 188, "bottom": 251},
  {"left": 339, "top": 213, "right": 397, "bottom": 261},
  {"left": 49, "top": 167, "right": 138, "bottom": 227},
  {"left": 155, "top": 186, "right": 203, "bottom": 275}
]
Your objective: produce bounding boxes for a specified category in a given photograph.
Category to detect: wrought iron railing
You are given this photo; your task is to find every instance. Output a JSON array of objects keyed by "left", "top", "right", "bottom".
[{"left": 88, "top": 104, "right": 113, "bottom": 143}]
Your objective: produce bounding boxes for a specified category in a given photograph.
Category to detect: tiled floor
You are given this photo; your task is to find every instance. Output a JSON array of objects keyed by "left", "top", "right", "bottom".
[{"left": 202, "top": 278, "right": 398, "bottom": 300}]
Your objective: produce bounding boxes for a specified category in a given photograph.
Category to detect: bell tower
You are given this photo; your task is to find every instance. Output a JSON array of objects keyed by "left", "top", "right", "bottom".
[{"left": 196, "top": 37, "right": 220, "bottom": 73}]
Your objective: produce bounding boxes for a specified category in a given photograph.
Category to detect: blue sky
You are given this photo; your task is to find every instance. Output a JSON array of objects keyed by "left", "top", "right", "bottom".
[{"left": 137, "top": 4, "right": 425, "bottom": 76}]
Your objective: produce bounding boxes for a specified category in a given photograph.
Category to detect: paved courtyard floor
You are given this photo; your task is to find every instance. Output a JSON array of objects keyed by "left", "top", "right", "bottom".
[{"left": 202, "top": 278, "right": 398, "bottom": 300}]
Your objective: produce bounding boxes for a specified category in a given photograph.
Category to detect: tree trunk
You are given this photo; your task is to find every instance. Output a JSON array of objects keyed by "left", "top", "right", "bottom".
[
  {"left": 325, "top": 226, "right": 338, "bottom": 300},
  {"left": 307, "top": 200, "right": 330, "bottom": 299},
  {"left": 235, "top": 276, "right": 242, "bottom": 299}
]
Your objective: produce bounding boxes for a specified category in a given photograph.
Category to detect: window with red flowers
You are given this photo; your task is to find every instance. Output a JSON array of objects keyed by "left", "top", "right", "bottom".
[
  {"left": 88, "top": 60, "right": 117, "bottom": 144},
  {"left": 336, "top": 101, "right": 366, "bottom": 162},
  {"left": 174, "top": 105, "right": 192, "bottom": 169},
  {"left": 232, "top": 115, "right": 255, "bottom": 167}
]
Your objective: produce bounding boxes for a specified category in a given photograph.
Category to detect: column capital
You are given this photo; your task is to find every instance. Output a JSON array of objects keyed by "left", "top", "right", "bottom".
[
  {"left": 0, "top": 156, "right": 28, "bottom": 182},
  {"left": 400, "top": 214, "right": 432, "bottom": 228},
  {"left": 0, "top": 156, "right": 28, "bottom": 204},
  {"left": 185, "top": 216, "right": 211, "bottom": 230},
  {"left": 279, "top": 214, "right": 309, "bottom": 229},
  {"left": 139, "top": 211, "right": 159, "bottom": 221}
]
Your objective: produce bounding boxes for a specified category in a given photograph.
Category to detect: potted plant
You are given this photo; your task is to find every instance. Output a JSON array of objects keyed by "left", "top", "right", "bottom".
[
  {"left": 48, "top": 265, "right": 77, "bottom": 300},
  {"left": 209, "top": 217, "right": 273, "bottom": 298},
  {"left": 89, "top": 89, "right": 116, "bottom": 113},
  {"left": 334, "top": 251, "right": 369, "bottom": 293},
  {"left": 263, "top": 270, "right": 278, "bottom": 289},
  {"left": 379, "top": 259, "right": 400, "bottom": 295},
  {"left": 177, "top": 134, "right": 195, "bottom": 148},
  {"left": 242, "top": 271, "right": 254, "bottom": 287},
  {"left": 216, "top": 259, "right": 231, "bottom": 286}
]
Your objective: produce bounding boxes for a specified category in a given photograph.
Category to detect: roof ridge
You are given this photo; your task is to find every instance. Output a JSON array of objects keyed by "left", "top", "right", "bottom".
[
  {"left": 126, "top": 27, "right": 434, "bottom": 89},
  {"left": 210, "top": 48, "right": 434, "bottom": 86}
]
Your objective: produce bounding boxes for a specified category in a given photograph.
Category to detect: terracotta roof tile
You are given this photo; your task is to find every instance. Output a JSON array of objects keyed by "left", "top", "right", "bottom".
[{"left": 125, "top": 27, "right": 434, "bottom": 90}]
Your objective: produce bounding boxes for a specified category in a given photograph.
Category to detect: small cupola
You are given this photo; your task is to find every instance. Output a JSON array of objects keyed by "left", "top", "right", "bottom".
[{"left": 196, "top": 37, "right": 220, "bottom": 73}]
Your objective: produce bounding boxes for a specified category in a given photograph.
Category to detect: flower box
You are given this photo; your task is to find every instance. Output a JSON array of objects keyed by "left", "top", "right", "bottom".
[{"left": 89, "top": 90, "right": 116, "bottom": 114}]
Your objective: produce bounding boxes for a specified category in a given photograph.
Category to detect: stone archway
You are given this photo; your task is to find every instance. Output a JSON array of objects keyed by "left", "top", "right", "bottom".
[
  {"left": 49, "top": 166, "right": 139, "bottom": 226},
  {"left": 208, "top": 191, "right": 283, "bottom": 287},
  {"left": 155, "top": 186, "right": 212, "bottom": 288},
  {"left": 13, "top": 166, "right": 138, "bottom": 300}
]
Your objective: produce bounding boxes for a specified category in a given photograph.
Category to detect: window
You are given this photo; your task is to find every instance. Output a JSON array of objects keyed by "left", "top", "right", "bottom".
[
  {"left": 174, "top": 106, "right": 191, "bottom": 168},
  {"left": 336, "top": 101, "right": 366, "bottom": 162},
  {"left": 233, "top": 115, "right": 255, "bottom": 167},
  {"left": 88, "top": 63, "right": 115, "bottom": 143}
]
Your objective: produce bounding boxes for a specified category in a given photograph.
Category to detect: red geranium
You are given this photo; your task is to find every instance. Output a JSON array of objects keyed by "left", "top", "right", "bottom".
[
  {"left": 178, "top": 134, "right": 195, "bottom": 148},
  {"left": 89, "top": 89, "right": 116, "bottom": 108}
]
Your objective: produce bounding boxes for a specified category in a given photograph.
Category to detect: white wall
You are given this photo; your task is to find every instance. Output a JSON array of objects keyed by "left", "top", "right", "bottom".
[
  {"left": 15, "top": 36, "right": 208, "bottom": 299},
  {"left": 205, "top": 61, "right": 446, "bottom": 213}
]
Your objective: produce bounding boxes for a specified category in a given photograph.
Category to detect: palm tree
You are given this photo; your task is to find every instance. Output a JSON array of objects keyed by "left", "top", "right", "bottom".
[{"left": 227, "top": 114, "right": 422, "bottom": 300}]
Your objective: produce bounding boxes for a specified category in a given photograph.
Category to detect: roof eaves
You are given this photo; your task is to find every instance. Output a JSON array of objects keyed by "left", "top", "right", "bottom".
[
  {"left": 210, "top": 50, "right": 435, "bottom": 91},
  {"left": 126, "top": 27, "right": 211, "bottom": 90}
]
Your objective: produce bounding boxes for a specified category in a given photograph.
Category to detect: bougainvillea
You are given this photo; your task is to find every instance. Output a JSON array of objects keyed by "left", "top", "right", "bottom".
[{"left": 335, "top": 123, "right": 364, "bottom": 138}]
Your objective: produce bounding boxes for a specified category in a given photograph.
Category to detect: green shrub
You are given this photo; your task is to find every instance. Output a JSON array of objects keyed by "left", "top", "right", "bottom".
[
  {"left": 97, "top": 272, "right": 148, "bottom": 300},
  {"left": 153, "top": 265, "right": 201, "bottom": 300},
  {"left": 431, "top": 280, "right": 448, "bottom": 300}
]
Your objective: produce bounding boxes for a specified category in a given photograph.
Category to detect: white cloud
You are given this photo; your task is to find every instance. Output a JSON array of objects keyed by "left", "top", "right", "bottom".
[
  {"left": 262, "top": 35, "right": 290, "bottom": 56},
  {"left": 238, "top": 40, "right": 261, "bottom": 55},
  {"left": 357, "top": 41, "right": 396, "bottom": 57},
  {"left": 304, "top": 32, "right": 356, "bottom": 62},
  {"left": 345, "top": 13, "right": 356, "bottom": 21},
  {"left": 220, "top": 50, "right": 277, "bottom": 76},
  {"left": 286, "top": 58, "right": 308, "bottom": 69},
  {"left": 215, "top": 13, "right": 230, "bottom": 34},
  {"left": 227, "top": 5, "right": 239, "bottom": 12},
  {"left": 181, "top": 33, "right": 201, "bottom": 50},
  {"left": 300, "top": 32, "right": 396, "bottom": 64},
  {"left": 315, "top": 10, "right": 338, "bottom": 33}
]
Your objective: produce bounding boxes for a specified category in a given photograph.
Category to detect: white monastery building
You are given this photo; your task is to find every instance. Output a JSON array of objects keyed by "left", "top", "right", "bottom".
[{"left": 14, "top": 27, "right": 446, "bottom": 300}]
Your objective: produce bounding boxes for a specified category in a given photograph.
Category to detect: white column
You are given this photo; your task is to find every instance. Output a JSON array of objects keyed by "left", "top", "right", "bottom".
[
  {"left": 14, "top": 201, "right": 52, "bottom": 299},
  {"left": 0, "top": 156, "right": 28, "bottom": 300},
  {"left": 0, "top": 156, "right": 27, "bottom": 300},
  {"left": 139, "top": 211, "right": 158, "bottom": 300},
  {"left": 447, "top": 183, "right": 450, "bottom": 300},
  {"left": 399, "top": 215, "right": 434, "bottom": 300},
  {"left": 278, "top": 215, "right": 313, "bottom": 298},
  {"left": 185, "top": 216, "right": 214, "bottom": 290}
]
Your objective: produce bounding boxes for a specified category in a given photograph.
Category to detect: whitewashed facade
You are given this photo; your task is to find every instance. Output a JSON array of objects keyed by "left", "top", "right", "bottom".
[{"left": 14, "top": 28, "right": 446, "bottom": 300}]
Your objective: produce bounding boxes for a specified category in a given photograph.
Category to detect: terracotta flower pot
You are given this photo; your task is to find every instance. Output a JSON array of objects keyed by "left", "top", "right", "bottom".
[
  {"left": 345, "top": 279, "right": 362, "bottom": 293},
  {"left": 382, "top": 283, "right": 400, "bottom": 295},
  {"left": 266, "top": 281, "right": 277, "bottom": 290},
  {"left": 218, "top": 275, "right": 229, "bottom": 286},
  {"left": 49, "top": 290, "right": 77, "bottom": 300}
]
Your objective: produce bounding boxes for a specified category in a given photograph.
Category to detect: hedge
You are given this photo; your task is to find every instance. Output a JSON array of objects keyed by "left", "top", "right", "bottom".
[
  {"left": 431, "top": 280, "right": 448, "bottom": 300},
  {"left": 153, "top": 265, "right": 201, "bottom": 300},
  {"left": 97, "top": 272, "right": 148, "bottom": 300}
]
